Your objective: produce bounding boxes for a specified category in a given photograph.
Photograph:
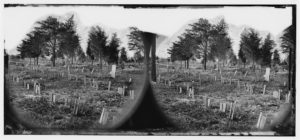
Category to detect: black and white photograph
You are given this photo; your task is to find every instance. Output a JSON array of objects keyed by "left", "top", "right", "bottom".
[{"left": 2, "top": 1, "right": 297, "bottom": 137}]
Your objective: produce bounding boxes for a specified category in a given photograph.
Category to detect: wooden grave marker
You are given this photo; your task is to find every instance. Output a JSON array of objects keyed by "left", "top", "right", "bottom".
[
  {"left": 188, "top": 87, "right": 194, "bottom": 99},
  {"left": 27, "top": 83, "right": 30, "bottom": 90},
  {"left": 222, "top": 103, "right": 226, "bottom": 112},
  {"left": 91, "top": 68, "right": 94, "bottom": 74},
  {"left": 157, "top": 75, "right": 161, "bottom": 83},
  {"left": 229, "top": 102, "right": 236, "bottom": 120},
  {"left": 256, "top": 112, "right": 267, "bottom": 129},
  {"left": 99, "top": 108, "right": 109, "bottom": 125},
  {"left": 51, "top": 94, "right": 56, "bottom": 103},
  {"left": 108, "top": 81, "right": 111, "bottom": 91},
  {"left": 64, "top": 98, "right": 68, "bottom": 106},
  {"left": 130, "top": 90, "right": 135, "bottom": 100},
  {"left": 285, "top": 91, "right": 291, "bottom": 103},
  {"left": 263, "top": 68, "right": 270, "bottom": 82},
  {"left": 118, "top": 87, "right": 123, "bottom": 95},
  {"left": 109, "top": 64, "right": 116, "bottom": 78},
  {"left": 84, "top": 76, "right": 87, "bottom": 86},
  {"left": 244, "top": 71, "right": 248, "bottom": 77},
  {"left": 207, "top": 98, "right": 211, "bottom": 107}
]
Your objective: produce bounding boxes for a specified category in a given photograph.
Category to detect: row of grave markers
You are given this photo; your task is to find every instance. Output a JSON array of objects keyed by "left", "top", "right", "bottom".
[{"left": 162, "top": 73, "right": 289, "bottom": 101}]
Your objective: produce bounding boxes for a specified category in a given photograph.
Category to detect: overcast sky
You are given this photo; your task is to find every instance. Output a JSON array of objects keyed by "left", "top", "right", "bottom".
[{"left": 4, "top": 6, "right": 292, "bottom": 56}]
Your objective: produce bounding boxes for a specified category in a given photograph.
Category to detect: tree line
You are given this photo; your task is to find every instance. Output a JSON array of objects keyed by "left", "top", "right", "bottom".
[
  {"left": 167, "top": 17, "right": 289, "bottom": 70},
  {"left": 16, "top": 15, "right": 294, "bottom": 72},
  {"left": 17, "top": 15, "right": 128, "bottom": 69}
]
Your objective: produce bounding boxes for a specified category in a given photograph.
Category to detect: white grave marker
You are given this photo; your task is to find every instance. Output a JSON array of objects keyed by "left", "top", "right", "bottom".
[
  {"left": 263, "top": 68, "right": 270, "bottom": 82},
  {"left": 130, "top": 90, "right": 135, "bottom": 99},
  {"left": 109, "top": 64, "right": 116, "bottom": 78},
  {"left": 118, "top": 87, "right": 123, "bottom": 95},
  {"left": 99, "top": 108, "right": 109, "bottom": 125},
  {"left": 262, "top": 85, "right": 266, "bottom": 95},
  {"left": 286, "top": 91, "right": 291, "bottom": 103},
  {"left": 256, "top": 112, "right": 263, "bottom": 128},
  {"left": 244, "top": 71, "right": 248, "bottom": 77}
]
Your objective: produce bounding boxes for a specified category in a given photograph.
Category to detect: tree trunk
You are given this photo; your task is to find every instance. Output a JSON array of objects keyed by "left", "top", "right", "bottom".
[
  {"left": 141, "top": 32, "right": 155, "bottom": 77},
  {"left": 52, "top": 40, "right": 56, "bottom": 67},
  {"left": 99, "top": 56, "right": 103, "bottom": 70},
  {"left": 36, "top": 57, "right": 39, "bottom": 66},
  {"left": 151, "top": 35, "right": 157, "bottom": 82},
  {"left": 187, "top": 59, "right": 189, "bottom": 69},
  {"left": 204, "top": 42, "right": 207, "bottom": 70},
  {"left": 181, "top": 61, "right": 182, "bottom": 69},
  {"left": 71, "top": 56, "right": 73, "bottom": 65}
]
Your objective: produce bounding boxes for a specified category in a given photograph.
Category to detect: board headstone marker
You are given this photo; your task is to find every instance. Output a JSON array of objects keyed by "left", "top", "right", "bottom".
[
  {"left": 222, "top": 103, "right": 226, "bottom": 112},
  {"left": 286, "top": 91, "right": 291, "bottom": 103},
  {"left": 108, "top": 81, "right": 111, "bottom": 91},
  {"left": 263, "top": 67, "right": 270, "bottom": 82},
  {"left": 259, "top": 116, "right": 267, "bottom": 129},
  {"left": 244, "top": 71, "right": 248, "bottom": 77},
  {"left": 130, "top": 90, "right": 135, "bottom": 99},
  {"left": 109, "top": 64, "right": 116, "bottom": 78},
  {"left": 99, "top": 108, "right": 109, "bottom": 125},
  {"left": 207, "top": 98, "right": 211, "bottom": 107},
  {"left": 230, "top": 103, "right": 236, "bottom": 120},
  {"left": 256, "top": 112, "right": 263, "bottom": 128},
  {"left": 91, "top": 68, "right": 94, "bottom": 74}
]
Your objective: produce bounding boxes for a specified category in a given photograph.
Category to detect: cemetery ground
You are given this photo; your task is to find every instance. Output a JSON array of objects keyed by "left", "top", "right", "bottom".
[{"left": 6, "top": 59, "right": 294, "bottom": 135}]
